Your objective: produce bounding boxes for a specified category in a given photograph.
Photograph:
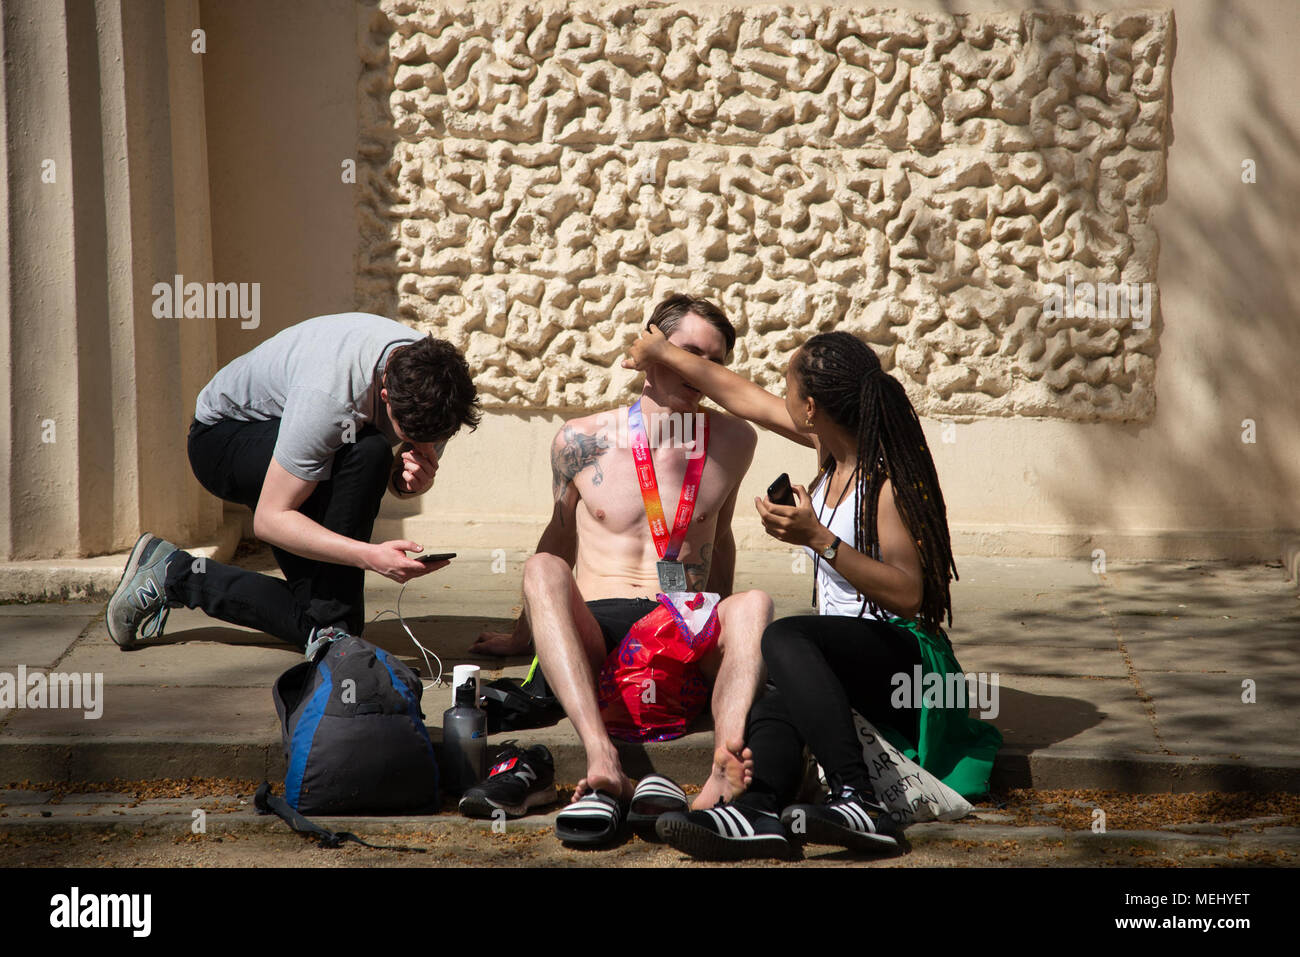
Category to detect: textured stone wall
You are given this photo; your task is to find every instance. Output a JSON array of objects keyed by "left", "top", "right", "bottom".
[{"left": 357, "top": 2, "right": 1172, "bottom": 419}]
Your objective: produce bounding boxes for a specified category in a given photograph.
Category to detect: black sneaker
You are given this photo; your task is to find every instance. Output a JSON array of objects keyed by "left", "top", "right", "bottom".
[
  {"left": 655, "top": 803, "right": 795, "bottom": 861},
  {"left": 458, "top": 743, "right": 556, "bottom": 818},
  {"left": 781, "top": 786, "right": 902, "bottom": 852}
]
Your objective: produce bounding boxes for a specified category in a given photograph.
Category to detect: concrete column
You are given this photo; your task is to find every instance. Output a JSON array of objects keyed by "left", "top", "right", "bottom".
[{"left": 0, "top": 0, "right": 220, "bottom": 561}]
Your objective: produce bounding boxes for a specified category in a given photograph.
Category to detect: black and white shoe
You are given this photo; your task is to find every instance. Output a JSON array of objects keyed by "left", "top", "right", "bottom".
[
  {"left": 655, "top": 803, "right": 795, "bottom": 861},
  {"left": 555, "top": 790, "right": 625, "bottom": 846},
  {"left": 459, "top": 744, "right": 556, "bottom": 819},
  {"left": 781, "top": 787, "right": 902, "bottom": 852},
  {"left": 628, "top": 773, "right": 688, "bottom": 828}
]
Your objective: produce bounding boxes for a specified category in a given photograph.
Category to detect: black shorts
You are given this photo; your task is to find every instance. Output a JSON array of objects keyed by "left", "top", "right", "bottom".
[{"left": 586, "top": 598, "right": 660, "bottom": 654}]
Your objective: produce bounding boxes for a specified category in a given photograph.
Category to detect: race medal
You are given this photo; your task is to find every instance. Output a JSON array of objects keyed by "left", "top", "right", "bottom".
[
  {"left": 628, "top": 401, "right": 709, "bottom": 594},
  {"left": 656, "top": 560, "right": 688, "bottom": 592}
]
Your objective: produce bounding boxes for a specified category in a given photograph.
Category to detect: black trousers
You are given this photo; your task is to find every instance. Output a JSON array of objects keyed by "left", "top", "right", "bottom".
[
  {"left": 733, "top": 614, "right": 925, "bottom": 814},
  {"left": 163, "top": 418, "right": 394, "bottom": 648}
]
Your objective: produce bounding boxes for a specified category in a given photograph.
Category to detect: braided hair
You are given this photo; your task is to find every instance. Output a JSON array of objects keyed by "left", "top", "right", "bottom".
[{"left": 793, "top": 332, "right": 957, "bottom": 634}]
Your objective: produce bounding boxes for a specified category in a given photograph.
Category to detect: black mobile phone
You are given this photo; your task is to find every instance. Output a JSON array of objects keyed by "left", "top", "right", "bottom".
[
  {"left": 767, "top": 473, "right": 796, "bottom": 507},
  {"left": 415, "top": 552, "right": 457, "bottom": 563}
]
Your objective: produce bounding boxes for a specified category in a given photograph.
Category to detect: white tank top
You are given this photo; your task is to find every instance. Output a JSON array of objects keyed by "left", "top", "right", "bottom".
[{"left": 803, "top": 475, "right": 884, "bottom": 620}]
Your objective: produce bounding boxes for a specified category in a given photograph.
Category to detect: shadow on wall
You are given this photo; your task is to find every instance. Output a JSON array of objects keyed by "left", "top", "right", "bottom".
[{"left": 1031, "top": 0, "right": 1300, "bottom": 553}]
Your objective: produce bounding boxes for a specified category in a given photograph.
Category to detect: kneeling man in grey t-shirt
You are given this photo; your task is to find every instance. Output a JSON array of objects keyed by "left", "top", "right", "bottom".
[{"left": 105, "top": 312, "right": 481, "bottom": 650}]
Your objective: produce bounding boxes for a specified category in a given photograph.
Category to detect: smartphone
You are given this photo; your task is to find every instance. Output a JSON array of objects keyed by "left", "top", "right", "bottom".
[
  {"left": 415, "top": 552, "right": 457, "bottom": 563},
  {"left": 766, "top": 473, "right": 796, "bottom": 507}
]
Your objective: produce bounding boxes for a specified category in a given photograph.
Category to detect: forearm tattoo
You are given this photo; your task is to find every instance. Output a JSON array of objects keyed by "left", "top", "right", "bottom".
[
  {"left": 551, "top": 425, "right": 610, "bottom": 502},
  {"left": 685, "top": 542, "right": 713, "bottom": 592}
]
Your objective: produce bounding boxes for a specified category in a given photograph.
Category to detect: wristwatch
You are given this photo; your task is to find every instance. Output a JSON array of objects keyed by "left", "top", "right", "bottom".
[{"left": 819, "top": 535, "right": 840, "bottom": 561}]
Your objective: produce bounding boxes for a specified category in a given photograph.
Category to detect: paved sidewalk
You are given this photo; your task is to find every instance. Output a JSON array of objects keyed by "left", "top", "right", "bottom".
[
  {"left": 2, "top": 789, "right": 1296, "bottom": 867},
  {"left": 1, "top": 549, "right": 1298, "bottom": 793}
]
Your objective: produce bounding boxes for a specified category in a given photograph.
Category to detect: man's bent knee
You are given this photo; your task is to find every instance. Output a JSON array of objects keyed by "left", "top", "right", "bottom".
[
  {"left": 523, "top": 551, "right": 570, "bottom": 585},
  {"left": 719, "top": 588, "right": 774, "bottom": 625},
  {"left": 715, "top": 589, "right": 773, "bottom": 651},
  {"left": 747, "top": 589, "right": 776, "bottom": 621}
]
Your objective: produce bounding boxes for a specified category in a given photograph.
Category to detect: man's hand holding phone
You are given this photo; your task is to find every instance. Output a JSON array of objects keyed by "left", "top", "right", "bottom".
[{"left": 365, "top": 541, "right": 452, "bottom": 583}]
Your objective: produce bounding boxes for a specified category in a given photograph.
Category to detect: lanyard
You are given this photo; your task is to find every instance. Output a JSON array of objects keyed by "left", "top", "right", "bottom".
[{"left": 627, "top": 400, "right": 709, "bottom": 562}]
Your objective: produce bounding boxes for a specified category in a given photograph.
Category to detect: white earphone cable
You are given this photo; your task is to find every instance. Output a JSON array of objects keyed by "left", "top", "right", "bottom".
[{"left": 368, "top": 581, "right": 444, "bottom": 692}]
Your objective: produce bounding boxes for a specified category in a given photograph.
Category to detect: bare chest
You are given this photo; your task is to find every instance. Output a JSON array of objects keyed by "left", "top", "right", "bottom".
[{"left": 573, "top": 442, "right": 731, "bottom": 540}]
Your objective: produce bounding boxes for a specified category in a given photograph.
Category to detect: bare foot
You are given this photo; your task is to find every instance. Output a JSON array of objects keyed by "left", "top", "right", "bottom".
[
  {"left": 469, "top": 618, "right": 531, "bottom": 656},
  {"left": 691, "top": 740, "right": 754, "bottom": 810},
  {"left": 571, "top": 752, "right": 634, "bottom": 804},
  {"left": 468, "top": 630, "right": 530, "bottom": 656}
]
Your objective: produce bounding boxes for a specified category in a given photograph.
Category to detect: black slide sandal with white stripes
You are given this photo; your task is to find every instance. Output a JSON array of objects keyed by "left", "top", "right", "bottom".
[
  {"left": 655, "top": 805, "right": 796, "bottom": 862},
  {"left": 555, "top": 790, "right": 625, "bottom": 846},
  {"left": 628, "top": 774, "right": 688, "bottom": 828}
]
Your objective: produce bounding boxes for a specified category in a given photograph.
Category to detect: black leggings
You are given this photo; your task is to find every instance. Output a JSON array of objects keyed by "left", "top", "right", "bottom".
[
  {"left": 163, "top": 418, "right": 394, "bottom": 647},
  {"left": 734, "top": 615, "right": 925, "bottom": 814}
]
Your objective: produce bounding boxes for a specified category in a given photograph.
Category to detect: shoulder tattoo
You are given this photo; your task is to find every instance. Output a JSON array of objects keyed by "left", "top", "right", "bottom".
[{"left": 551, "top": 425, "right": 610, "bottom": 501}]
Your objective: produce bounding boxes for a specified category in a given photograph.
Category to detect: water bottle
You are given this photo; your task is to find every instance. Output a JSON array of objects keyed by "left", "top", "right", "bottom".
[{"left": 441, "top": 677, "right": 486, "bottom": 794}]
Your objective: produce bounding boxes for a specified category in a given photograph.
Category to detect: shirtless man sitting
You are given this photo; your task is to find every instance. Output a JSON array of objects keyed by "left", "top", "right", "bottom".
[{"left": 472, "top": 294, "right": 773, "bottom": 817}]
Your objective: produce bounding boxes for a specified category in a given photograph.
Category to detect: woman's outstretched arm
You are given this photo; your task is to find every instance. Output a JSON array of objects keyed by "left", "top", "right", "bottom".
[{"left": 623, "top": 326, "right": 814, "bottom": 447}]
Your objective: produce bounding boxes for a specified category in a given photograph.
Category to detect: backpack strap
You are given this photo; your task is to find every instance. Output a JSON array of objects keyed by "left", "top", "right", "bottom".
[{"left": 254, "top": 782, "right": 426, "bottom": 853}]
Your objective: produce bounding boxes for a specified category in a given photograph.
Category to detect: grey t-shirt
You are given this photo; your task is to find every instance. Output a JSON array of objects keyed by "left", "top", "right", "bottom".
[{"left": 194, "top": 313, "right": 421, "bottom": 482}]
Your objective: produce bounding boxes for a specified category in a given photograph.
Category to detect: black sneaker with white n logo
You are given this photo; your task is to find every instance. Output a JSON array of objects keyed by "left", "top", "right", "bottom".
[
  {"left": 781, "top": 786, "right": 902, "bottom": 853},
  {"left": 458, "top": 743, "right": 557, "bottom": 819},
  {"left": 655, "top": 802, "right": 795, "bottom": 861}
]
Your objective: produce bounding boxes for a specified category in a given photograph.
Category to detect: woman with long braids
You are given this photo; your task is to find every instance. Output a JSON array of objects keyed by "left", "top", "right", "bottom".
[{"left": 622, "top": 325, "right": 1002, "bottom": 860}]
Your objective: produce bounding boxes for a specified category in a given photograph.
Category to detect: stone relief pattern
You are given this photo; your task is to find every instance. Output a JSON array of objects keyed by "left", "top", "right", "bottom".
[{"left": 358, "top": 2, "right": 1172, "bottom": 418}]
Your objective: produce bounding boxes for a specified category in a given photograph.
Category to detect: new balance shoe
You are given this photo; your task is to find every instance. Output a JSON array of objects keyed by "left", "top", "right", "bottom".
[
  {"left": 106, "top": 533, "right": 180, "bottom": 648},
  {"left": 655, "top": 802, "right": 795, "bottom": 861},
  {"left": 781, "top": 786, "right": 902, "bottom": 853},
  {"left": 459, "top": 743, "right": 557, "bottom": 818},
  {"left": 304, "top": 624, "right": 351, "bottom": 662}
]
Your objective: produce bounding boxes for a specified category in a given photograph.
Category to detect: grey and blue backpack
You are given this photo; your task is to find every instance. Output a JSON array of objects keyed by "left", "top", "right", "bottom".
[{"left": 268, "top": 631, "right": 439, "bottom": 816}]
